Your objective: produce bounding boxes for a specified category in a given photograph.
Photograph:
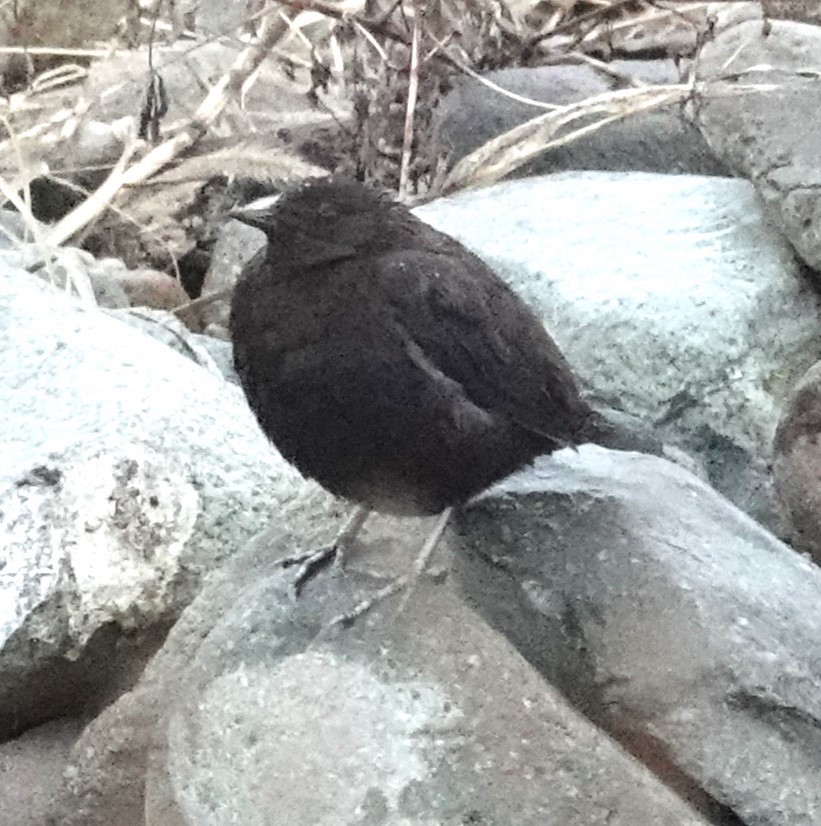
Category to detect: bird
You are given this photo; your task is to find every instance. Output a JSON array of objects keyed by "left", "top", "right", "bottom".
[{"left": 228, "top": 177, "right": 630, "bottom": 623}]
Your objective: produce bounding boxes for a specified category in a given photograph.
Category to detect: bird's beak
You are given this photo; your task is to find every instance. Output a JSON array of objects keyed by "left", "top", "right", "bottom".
[{"left": 229, "top": 194, "right": 282, "bottom": 231}]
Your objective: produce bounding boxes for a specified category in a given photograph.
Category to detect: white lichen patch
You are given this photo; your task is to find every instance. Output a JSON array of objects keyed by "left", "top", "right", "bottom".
[{"left": 1, "top": 445, "right": 198, "bottom": 651}]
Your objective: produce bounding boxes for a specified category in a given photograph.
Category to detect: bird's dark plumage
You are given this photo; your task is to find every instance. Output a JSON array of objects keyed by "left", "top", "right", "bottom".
[{"left": 229, "top": 178, "right": 599, "bottom": 516}]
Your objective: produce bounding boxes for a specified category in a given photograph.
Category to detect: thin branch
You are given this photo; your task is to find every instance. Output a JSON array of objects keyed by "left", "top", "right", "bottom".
[
  {"left": 171, "top": 287, "right": 232, "bottom": 319},
  {"left": 398, "top": 5, "right": 420, "bottom": 199},
  {"left": 527, "top": 0, "right": 639, "bottom": 47}
]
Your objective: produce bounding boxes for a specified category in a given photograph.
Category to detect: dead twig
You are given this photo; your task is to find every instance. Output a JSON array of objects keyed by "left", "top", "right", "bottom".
[
  {"left": 43, "top": 7, "right": 292, "bottom": 248},
  {"left": 171, "top": 287, "right": 232, "bottom": 318}
]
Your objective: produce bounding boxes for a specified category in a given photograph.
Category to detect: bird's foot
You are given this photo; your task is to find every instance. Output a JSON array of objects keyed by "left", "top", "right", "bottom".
[
  {"left": 279, "top": 506, "right": 371, "bottom": 599},
  {"left": 324, "top": 507, "right": 452, "bottom": 632}
]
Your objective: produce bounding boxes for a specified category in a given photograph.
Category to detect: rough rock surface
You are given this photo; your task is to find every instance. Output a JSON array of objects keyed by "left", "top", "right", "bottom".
[
  {"left": 455, "top": 446, "right": 821, "bottom": 826},
  {"left": 192, "top": 0, "right": 252, "bottom": 37},
  {"left": 0, "top": 718, "right": 86, "bottom": 826},
  {"left": 415, "top": 172, "right": 821, "bottom": 526},
  {"left": 51, "top": 514, "right": 710, "bottom": 826},
  {"left": 763, "top": 0, "right": 821, "bottom": 23},
  {"left": 695, "top": 6, "right": 821, "bottom": 272},
  {"left": 50, "top": 446, "right": 821, "bottom": 826},
  {"left": 107, "top": 307, "right": 238, "bottom": 384},
  {"left": 194, "top": 217, "right": 266, "bottom": 334},
  {"left": 0, "top": 266, "right": 332, "bottom": 739},
  {"left": 43, "top": 39, "right": 334, "bottom": 196},
  {"left": 58, "top": 42, "right": 312, "bottom": 175},
  {"left": 773, "top": 359, "right": 821, "bottom": 563}
]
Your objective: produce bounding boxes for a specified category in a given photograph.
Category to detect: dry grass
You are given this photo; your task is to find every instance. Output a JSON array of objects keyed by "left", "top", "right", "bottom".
[{"left": 0, "top": 0, "right": 776, "bottom": 284}]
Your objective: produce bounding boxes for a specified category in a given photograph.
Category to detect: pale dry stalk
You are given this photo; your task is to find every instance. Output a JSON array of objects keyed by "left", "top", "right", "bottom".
[
  {"left": 398, "top": 4, "right": 421, "bottom": 199},
  {"left": 44, "top": 6, "right": 293, "bottom": 248}
]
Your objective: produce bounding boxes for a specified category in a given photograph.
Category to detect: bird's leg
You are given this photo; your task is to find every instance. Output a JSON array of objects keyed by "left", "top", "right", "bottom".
[
  {"left": 282, "top": 505, "right": 370, "bottom": 598},
  {"left": 328, "top": 507, "right": 453, "bottom": 631}
]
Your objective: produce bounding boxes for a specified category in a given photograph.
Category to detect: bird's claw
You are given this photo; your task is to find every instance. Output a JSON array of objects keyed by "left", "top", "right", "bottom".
[{"left": 277, "top": 544, "right": 339, "bottom": 599}]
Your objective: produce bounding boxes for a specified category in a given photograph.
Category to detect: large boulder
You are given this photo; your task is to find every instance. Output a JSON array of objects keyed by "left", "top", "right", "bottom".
[
  {"left": 50, "top": 447, "right": 821, "bottom": 825},
  {"left": 695, "top": 5, "right": 821, "bottom": 272},
  {"left": 457, "top": 447, "right": 821, "bottom": 826},
  {"left": 436, "top": 61, "right": 727, "bottom": 178},
  {"left": 51, "top": 510, "right": 711, "bottom": 826}
]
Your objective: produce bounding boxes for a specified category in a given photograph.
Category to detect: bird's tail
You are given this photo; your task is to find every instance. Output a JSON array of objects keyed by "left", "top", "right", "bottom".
[{"left": 580, "top": 406, "right": 664, "bottom": 456}]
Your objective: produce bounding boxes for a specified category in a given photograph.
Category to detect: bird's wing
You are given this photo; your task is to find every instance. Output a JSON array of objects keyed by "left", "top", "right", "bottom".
[{"left": 374, "top": 246, "right": 592, "bottom": 445}]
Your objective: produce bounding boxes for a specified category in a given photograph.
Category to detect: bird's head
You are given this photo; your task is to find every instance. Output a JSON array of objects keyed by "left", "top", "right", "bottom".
[{"left": 230, "top": 177, "right": 395, "bottom": 267}]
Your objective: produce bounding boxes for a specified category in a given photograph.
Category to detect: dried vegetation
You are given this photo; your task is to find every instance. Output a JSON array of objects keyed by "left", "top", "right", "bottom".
[{"left": 0, "top": 1, "right": 768, "bottom": 295}]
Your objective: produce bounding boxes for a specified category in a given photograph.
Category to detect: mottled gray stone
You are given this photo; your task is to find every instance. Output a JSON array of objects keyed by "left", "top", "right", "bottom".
[
  {"left": 695, "top": 7, "right": 821, "bottom": 272},
  {"left": 54, "top": 514, "right": 710, "bottom": 826}
]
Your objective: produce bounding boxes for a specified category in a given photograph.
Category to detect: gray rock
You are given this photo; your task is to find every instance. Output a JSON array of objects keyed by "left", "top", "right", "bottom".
[
  {"left": 0, "top": 0, "right": 128, "bottom": 52},
  {"left": 195, "top": 218, "right": 265, "bottom": 332},
  {"left": 54, "top": 514, "right": 710, "bottom": 826},
  {"left": 54, "top": 444, "right": 821, "bottom": 825},
  {"left": 436, "top": 61, "right": 728, "bottom": 178},
  {"left": 415, "top": 172, "right": 821, "bottom": 526},
  {"left": 106, "top": 306, "right": 238, "bottom": 383},
  {"left": 456, "top": 446, "right": 821, "bottom": 826},
  {"left": 190, "top": 331, "right": 237, "bottom": 383},
  {"left": 44, "top": 42, "right": 222, "bottom": 184},
  {"left": 55, "top": 41, "right": 326, "bottom": 184},
  {"left": 91, "top": 258, "right": 189, "bottom": 310},
  {"left": 763, "top": 0, "right": 821, "bottom": 24},
  {"left": 772, "top": 359, "right": 821, "bottom": 563},
  {"left": 694, "top": 8, "right": 821, "bottom": 271},
  {"left": 0, "top": 266, "right": 328, "bottom": 739},
  {"left": 192, "top": 0, "right": 250, "bottom": 37},
  {"left": 81, "top": 42, "right": 238, "bottom": 124}
]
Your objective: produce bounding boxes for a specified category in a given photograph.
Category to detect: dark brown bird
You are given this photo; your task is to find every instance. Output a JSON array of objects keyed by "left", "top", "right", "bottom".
[
  {"left": 230, "top": 178, "right": 603, "bottom": 506},
  {"left": 229, "top": 178, "right": 631, "bottom": 610}
]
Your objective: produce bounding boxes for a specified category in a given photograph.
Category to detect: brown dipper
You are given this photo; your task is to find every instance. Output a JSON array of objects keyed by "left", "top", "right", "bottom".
[{"left": 229, "top": 178, "right": 626, "bottom": 605}]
